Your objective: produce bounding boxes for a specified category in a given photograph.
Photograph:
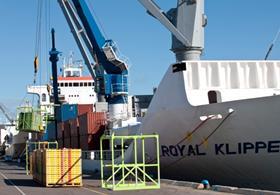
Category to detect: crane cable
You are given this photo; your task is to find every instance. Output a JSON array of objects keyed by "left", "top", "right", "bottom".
[
  {"left": 45, "top": 0, "right": 51, "bottom": 86},
  {"left": 34, "top": 0, "right": 43, "bottom": 85}
]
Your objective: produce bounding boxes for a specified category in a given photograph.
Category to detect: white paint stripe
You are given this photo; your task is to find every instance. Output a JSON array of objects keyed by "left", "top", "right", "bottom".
[
  {"left": 82, "top": 186, "right": 108, "bottom": 195},
  {"left": 0, "top": 171, "right": 26, "bottom": 195}
]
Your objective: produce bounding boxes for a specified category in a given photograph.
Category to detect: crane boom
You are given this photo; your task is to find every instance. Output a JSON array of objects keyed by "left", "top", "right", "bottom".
[
  {"left": 58, "top": 0, "right": 129, "bottom": 120},
  {"left": 0, "top": 103, "right": 15, "bottom": 125},
  {"left": 138, "top": 0, "right": 207, "bottom": 61},
  {"left": 58, "top": 0, "right": 96, "bottom": 79},
  {"left": 138, "top": 0, "right": 191, "bottom": 47}
]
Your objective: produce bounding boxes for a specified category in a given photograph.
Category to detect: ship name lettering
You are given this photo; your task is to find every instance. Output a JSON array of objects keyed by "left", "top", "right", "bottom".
[
  {"left": 161, "top": 140, "right": 280, "bottom": 157},
  {"left": 215, "top": 144, "right": 225, "bottom": 155},
  {"left": 161, "top": 144, "right": 206, "bottom": 157},
  {"left": 215, "top": 141, "right": 280, "bottom": 155},
  {"left": 268, "top": 141, "right": 280, "bottom": 153}
]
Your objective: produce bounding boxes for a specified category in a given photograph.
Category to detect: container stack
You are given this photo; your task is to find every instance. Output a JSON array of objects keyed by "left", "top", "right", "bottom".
[
  {"left": 31, "top": 148, "right": 82, "bottom": 187},
  {"left": 64, "top": 121, "right": 71, "bottom": 148},
  {"left": 78, "top": 112, "right": 107, "bottom": 150},
  {"left": 69, "top": 118, "right": 79, "bottom": 148},
  {"left": 56, "top": 104, "right": 107, "bottom": 150}
]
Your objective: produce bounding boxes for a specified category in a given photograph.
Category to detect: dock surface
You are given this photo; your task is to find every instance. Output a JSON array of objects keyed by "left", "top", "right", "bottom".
[{"left": 0, "top": 160, "right": 237, "bottom": 195}]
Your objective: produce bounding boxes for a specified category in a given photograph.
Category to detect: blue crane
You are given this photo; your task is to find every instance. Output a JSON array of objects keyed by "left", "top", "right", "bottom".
[{"left": 58, "top": 0, "right": 129, "bottom": 115}]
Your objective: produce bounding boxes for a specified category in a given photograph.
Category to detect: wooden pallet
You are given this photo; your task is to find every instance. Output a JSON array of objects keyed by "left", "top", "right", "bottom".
[
  {"left": 44, "top": 182, "right": 82, "bottom": 188},
  {"left": 33, "top": 178, "right": 82, "bottom": 187}
]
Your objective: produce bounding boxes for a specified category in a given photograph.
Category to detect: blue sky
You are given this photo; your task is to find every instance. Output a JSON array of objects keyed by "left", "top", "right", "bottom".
[{"left": 0, "top": 0, "right": 279, "bottom": 111}]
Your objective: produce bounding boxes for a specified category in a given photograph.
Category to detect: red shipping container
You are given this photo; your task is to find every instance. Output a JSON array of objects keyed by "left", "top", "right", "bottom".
[
  {"left": 78, "top": 112, "right": 107, "bottom": 136},
  {"left": 64, "top": 137, "right": 71, "bottom": 148},
  {"left": 71, "top": 136, "right": 79, "bottom": 149},
  {"left": 64, "top": 121, "right": 71, "bottom": 138},
  {"left": 57, "top": 138, "right": 63, "bottom": 149},
  {"left": 79, "top": 134, "right": 92, "bottom": 150},
  {"left": 79, "top": 127, "right": 106, "bottom": 150},
  {"left": 57, "top": 122, "right": 64, "bottom": 139},
  {"left": 78, "top": 104, "right": 93, "bottom": 116},
  {"left": 70, "top": 118, "right": 79, "bottom": 137}
]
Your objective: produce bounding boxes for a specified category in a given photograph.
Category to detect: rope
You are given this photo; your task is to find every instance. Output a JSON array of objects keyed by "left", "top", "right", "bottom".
[
  {"left": 34, "top": 0, "right": 43, "bottom": 57},
  {"left": 162, "top": 111, "right": 235, "bottom": 169},
  {"left": 176, "top": 115, "right": 214, "bottom": 146},
  {"left": 45, "top": 0, "right": 51, "bottom": 84},
  {"left": 198, "top": 111, "right": 234, "bottom": 147},
  {"left": 31, "top": 0, "right": 43, "bottom": 107},
  {"left": 146, "top": 115, "right": 214, "bottom": 164}
]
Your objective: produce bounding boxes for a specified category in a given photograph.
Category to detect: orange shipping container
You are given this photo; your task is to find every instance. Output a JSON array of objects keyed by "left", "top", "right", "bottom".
[
  {"left": 77, "top": 104, "right": 93, "bottom": 116},
  {"left": 78, "top": 112, "right": 107, "bottom": 136}
]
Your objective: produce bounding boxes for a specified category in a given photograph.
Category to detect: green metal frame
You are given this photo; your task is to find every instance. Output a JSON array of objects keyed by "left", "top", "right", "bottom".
[
  {"left": 16, "top": 106, "right": 46, "bottom": 132},
  {"left": 100, "top": 133, "right": 160, "bottom": 191},
  {"left": 25, "top": 141, "right": 58, "bottom": 175}
]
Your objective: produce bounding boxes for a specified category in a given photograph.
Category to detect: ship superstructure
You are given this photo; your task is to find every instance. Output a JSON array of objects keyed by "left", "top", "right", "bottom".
[{"left": 57, "top": 59, "right": 97, "bottom": 105}]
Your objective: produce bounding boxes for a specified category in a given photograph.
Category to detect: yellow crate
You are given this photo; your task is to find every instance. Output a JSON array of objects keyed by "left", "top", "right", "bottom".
[
  {"left": 32, "top": 148, "right": 82, "bottom": 187},
  {"left": 43, "top": 167, "right": 79, "bottom": 175}
]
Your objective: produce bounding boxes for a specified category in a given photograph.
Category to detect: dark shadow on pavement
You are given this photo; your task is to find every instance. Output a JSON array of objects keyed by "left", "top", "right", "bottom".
[
  {"left": 4, "top": 179, "right": 42, "bottom": 188},
  {"left": 0, "top": 160, "right": 26, "bottom": 168},
  {"left": 10, "top": 172, "right": 29, "bottom": 175},
  {"left": 83, "top": 174, "right": 100, "bottom": 180}
]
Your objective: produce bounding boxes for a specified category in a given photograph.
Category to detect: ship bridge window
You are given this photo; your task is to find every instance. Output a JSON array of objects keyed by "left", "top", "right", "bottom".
[
  {"left": 65, "top": 83, "right": 68, "bottom": 87},
  {"left": 69, "top": 83, "right": 73, "bottom": 87},
  {"left": 88, "top": 82, "right": 92, "bottom": 86},
  {"left": 61, "top": 83, "right": 64, "bottom": 87},
  {"left": 73, "top": 71, "right": 80, "bottom": 77},
  {"left": 208, "top": 90, "right": 221, "bottom": 104},
  {"left": 73, "top": 83, "right": 79, "bottom": 87},
  {"left": 65, "top": 71, "right": 71, "bottom": 77},
  {"left": 42, "top": 93, "right": 46, "bottom": 102},
  {"left": 80, "top": 82, "right": 83, "bottom": 87},
  {"left": 84, "top": 82, "right": 88, "bottom": 87}
]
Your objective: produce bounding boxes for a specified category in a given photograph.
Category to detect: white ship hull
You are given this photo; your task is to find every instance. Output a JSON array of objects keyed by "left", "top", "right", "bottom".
[
  {"left": 140, "top": 61, "right": 280, "bottom": 190},
  {"left": 5, "top": 128, "right": 28, "bottom": 159}
]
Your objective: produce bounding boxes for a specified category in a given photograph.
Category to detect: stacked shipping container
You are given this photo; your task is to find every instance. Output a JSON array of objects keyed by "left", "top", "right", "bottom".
[{"left": 56, "top": 104, "right": 106, "bottom": 150}]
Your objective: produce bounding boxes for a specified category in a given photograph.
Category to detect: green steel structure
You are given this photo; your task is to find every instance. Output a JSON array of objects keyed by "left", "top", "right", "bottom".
[
  {"left": 16, "top": 106, "right": 46, "bottom": 132},
  {"left": 25, "top": 141, "right": 58, "bottom": 175},
  {"left": 100, "top": 133, "right": 160, "bottom": 191}
]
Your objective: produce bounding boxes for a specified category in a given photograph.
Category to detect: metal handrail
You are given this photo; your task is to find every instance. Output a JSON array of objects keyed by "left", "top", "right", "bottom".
[{"left": 82, "top": 150, "right": 122, "bottom": 160}]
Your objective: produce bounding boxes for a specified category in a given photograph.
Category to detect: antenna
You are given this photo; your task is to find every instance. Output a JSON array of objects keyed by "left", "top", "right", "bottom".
[{"left": 264, "top": 27, "right": 280, "bottom": 60}]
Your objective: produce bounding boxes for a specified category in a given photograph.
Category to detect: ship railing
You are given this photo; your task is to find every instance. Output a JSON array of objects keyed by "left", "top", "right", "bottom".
[{"left": 82, "top": 150, "right": 122, "bottom": 161}]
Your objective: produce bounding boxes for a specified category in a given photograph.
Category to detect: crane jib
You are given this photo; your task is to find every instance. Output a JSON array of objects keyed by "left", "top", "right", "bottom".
[{"left": 72, "top": 0, "right": 125, "bottom": 74}]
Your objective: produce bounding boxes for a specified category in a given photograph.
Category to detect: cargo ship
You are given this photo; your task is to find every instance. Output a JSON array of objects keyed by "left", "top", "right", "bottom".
[{"left": 136, "top": 0, "right": 280, "bottom": 191}]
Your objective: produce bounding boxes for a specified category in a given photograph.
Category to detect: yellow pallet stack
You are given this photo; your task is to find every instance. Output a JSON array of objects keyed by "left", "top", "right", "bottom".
[{"left": 31, "top": 149, "right": 82, "bottom": 187}]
